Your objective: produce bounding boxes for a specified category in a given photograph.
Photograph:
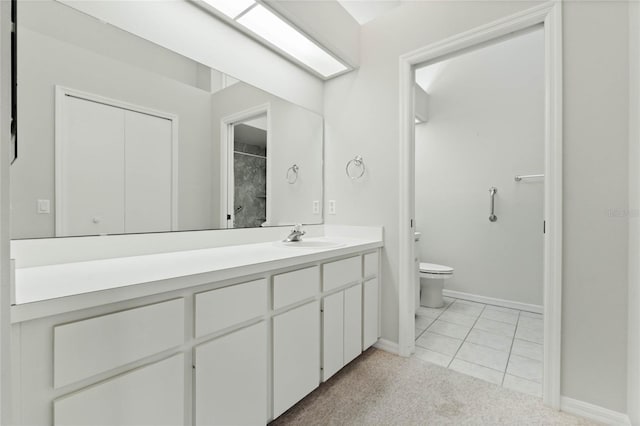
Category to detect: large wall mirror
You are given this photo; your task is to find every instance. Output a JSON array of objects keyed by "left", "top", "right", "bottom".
[{"left": 11, "top": 0, "right": 324, "bottom": 239}]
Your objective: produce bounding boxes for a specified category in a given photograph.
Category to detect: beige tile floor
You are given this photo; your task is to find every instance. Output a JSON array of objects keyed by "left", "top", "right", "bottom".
[{"left": 414, "top": 297, "right": 544, "bottom": 397}]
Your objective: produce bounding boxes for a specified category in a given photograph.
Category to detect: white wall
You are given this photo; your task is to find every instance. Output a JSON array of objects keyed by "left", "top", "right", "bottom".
[
  {"left": 324, "top": 0, "right": 630, "bottom": 414},
  {"left": 561, "top": 1, "right": 628, "bottom": 413},
  {"left": 211, "top": 83, "right": 323, "bottom": 228},
  {"left": 415, "top": 29, "right": 544, "bottom": 306},
  {"left": 13, "top": 23, "right": 214, "bottom": 238},
  {"left": 628, "top": 2, "right": 640, "bottom": 424}
]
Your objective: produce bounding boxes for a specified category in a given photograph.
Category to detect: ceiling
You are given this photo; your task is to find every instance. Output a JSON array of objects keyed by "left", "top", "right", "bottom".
[
  {"left": 234, "top": 123, "right": 268, "bottom": 148},
  {"left": 336, "top": 0, "right": 403, "bottom": 25}
]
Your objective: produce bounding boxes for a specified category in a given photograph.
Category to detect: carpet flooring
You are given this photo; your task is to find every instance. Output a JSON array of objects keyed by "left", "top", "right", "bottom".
[{"left": 271, "top": 348, "right": 598, "bottom": 425}]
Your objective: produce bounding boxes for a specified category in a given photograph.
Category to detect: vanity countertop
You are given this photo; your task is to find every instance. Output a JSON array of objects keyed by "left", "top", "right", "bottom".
[{"left": 12, "top": 235, "right": 382, "bottom": 323}]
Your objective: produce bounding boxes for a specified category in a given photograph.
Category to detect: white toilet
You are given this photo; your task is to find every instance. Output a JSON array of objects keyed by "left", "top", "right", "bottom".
[
  {"left": 414, "top": 232, "right": 454, "bottom": 309},
  {"left": 418, "top": 262, "right": 454, "bottom": 308}
]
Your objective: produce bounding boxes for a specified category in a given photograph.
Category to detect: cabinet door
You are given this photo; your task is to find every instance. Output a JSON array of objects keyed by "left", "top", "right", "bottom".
[
  {"left": 54, "top": 354, "right": 184, "bottom": 426},
  {"left": 195, "top": 322, "right": 267, "bottom": 426},
  {"left": 273, "top": 301, "right": 320, "bottom": 418},
  {"left": 363, "top": 278, "right": 379, "bottom": 349},
  {"left": 344, "top": 284, "right": 363, "bottom": 364},
  {"left": 322, "top": 292, "right": 344, "bottom": 382}
]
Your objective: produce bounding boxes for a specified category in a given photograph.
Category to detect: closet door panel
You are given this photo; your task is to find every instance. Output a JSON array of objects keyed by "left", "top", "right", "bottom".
[
  {"left": 59, "top": 96, "right": 125, "bottom": 236},
  {"left": 124, "top": 111, "right": 173, "bottom": 233}
]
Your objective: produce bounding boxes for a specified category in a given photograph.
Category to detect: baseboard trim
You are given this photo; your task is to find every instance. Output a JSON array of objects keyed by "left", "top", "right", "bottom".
[
  {"left": 373, "top": 338, "right": 400, "bottom": 355},
  {"left": 560, "top": 396, "right": 631, "bottom": 425},
  {"left": 443, "top": 289, "right": 543, "bottom": 314}
]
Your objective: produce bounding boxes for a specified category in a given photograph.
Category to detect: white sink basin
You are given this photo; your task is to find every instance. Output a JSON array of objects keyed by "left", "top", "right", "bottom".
[{"left": 277, "top": 240, "right": 345, "bottom": 249}]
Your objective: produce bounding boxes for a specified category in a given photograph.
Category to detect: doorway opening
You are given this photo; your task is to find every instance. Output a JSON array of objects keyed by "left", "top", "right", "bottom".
[
  {"left": 397, "top": 3, "right": 562, "bottom": 408},
  {"left": 229, "top": 115, "right": 268, "bottom": 228},
  {"left": 220, "top": 104, "right": 271, "bottom": 229},
  {"left": 412, "top": 27, "right": 545, "bottom": 396}
]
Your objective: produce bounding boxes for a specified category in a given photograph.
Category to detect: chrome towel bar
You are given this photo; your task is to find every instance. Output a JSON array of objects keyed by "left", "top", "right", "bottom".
[
  {"left": 514, "top": 174, "right": 544, "bottom": 182},
  {"left": 489, "top": 187, "right": 497, "bottom": 222}
]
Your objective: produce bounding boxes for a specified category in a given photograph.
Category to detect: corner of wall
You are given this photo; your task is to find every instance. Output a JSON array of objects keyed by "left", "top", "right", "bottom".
[{"left": 629, "top": 2, "right": 640, "bottom": 424}]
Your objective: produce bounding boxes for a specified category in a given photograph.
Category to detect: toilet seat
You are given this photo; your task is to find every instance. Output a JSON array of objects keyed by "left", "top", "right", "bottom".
[{"left": 419, "top": 262, "right": 454, "bottom": 275}]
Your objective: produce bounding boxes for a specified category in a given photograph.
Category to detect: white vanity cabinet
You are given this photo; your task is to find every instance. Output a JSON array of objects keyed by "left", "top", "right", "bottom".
[
  {"left": 54, "top": 354, "right": 185, "bottom": 426},
  {"left": 12, "top": 246, "right": 382, "bottom": 426},
  {"left": 273, "top": 300, "right": 321, "bottom": 417},
  {"left": 363, "top": 278, "right": 380, "bottom": 349},
  {"left": 195, "top": 322, "right": 268, "bottom": 426},
  {"left": 363, "top": 252, "right": 380, "bottom": 350},
  {"left": 322, "top": 283, "right": 363, "bottom": 381},
  {"left": 50, "top": 300, "right": 186, "bottom": 426},
  {"left": 321, "top": 256, "right": 369, "bottom": 382},
  {"left": 272, "top": 266, "right": 321, "bottom": 417},
  {"left": 194, "top": 280, "right": 269, "bottom": 426}
]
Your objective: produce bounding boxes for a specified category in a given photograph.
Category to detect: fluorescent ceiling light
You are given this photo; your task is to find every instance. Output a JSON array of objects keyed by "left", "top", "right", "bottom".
[
  {"left": 237, "top": 5, "right": 348, "bottom": 78},
  {"left": 201, "top": 0, "right": 255, "bottom": 19}
]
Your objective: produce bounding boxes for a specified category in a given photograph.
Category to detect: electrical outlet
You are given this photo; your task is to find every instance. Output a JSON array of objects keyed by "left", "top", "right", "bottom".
[
  {"left": 328, "top": 200, "right": 336, "bottom": 215},
  {"left": 312, "top": 200, "right": 320, "bottom": 214},
  {"left": 37, "top": 199, "right": 50, "bottom": 214}
]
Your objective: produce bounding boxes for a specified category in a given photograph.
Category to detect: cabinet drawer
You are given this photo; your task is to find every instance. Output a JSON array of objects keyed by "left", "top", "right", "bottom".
[
  {"left": 54, "top": 354, "right": 185, "bottom": 426},
  {"left": 364, "top": 252, "right": 379, "bottom": 278},
  {"left": 54, "top": 299, "right": 184, "bottom": 388},
  {"left": 323, "top": 256, "right": 361, "bottom": 292},
  {"left": 273, "top": 266, "right": 319, "bottom": 310},
  {"left": 195, "top": 279, "right": 267, "bottom": 338}
]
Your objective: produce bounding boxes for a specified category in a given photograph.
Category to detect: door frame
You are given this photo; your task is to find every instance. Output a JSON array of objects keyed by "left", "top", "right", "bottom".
[
  {"left": 397, "top": 2, "right": 563, "bottom": 408},
  {"left": 54, "top": 86, "right": 179, "bottom": 236},
  {"left": 219, "top": 103, "right": 271, "bottom": 228}
]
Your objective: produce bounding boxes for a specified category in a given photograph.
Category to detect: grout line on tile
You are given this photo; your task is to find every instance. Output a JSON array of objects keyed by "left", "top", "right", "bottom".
[
  {"left": 446, "top": 302, "right": 487, "bottom": 368},
  {"left": 501, "top": 309, "right": 521, "bottom": 386}
]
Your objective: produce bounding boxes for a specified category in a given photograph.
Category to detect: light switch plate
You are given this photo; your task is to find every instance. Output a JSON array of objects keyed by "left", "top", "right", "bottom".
[
  {"left": 312, "top": 200, "right": 320, "bottom": 214},
  {"left": 37, "top": 199, "right": 51, "bottom": 214},
  {"left": 328, "top": 200, "right": 336, "bottom": 215}
]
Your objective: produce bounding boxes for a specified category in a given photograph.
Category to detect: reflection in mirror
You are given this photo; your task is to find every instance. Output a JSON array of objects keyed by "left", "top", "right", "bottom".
[
  {"left": 11, "top": 0, "right": 323, "bottom": 239},
  {"left": 231, "top": 115, "right": 268, "bottom": 229}
]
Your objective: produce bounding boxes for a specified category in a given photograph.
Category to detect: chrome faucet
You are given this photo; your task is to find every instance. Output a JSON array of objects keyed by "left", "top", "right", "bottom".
[{"left": 284, "top": 224, "right": 305, "bottom": 242}]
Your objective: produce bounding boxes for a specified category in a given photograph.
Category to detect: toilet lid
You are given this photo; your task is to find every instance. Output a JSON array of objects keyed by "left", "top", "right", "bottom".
[{"left": 419, "top": 262, "right": 454, "bottom": 274}]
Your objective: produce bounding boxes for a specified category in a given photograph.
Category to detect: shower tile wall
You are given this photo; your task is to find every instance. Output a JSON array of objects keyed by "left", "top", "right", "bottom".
[{"left": 234, "top": 141, "right": 266, "bottom": 228}]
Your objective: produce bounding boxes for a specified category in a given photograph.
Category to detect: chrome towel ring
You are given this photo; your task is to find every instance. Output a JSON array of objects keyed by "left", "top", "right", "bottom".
[
  {"left": 346, "top": 155, "right": 365, "bottom": 180},
  {"left": 286, "top": 164, "right": 299, "bottom": 184}
]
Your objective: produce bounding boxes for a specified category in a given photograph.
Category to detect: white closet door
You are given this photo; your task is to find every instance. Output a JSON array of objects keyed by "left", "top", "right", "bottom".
[
  {"left": 124, "top": 110, "right": 173, "bottom": 233},
  {"left": 58, "top": 96, "right": 126, "bottom": 236}
]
